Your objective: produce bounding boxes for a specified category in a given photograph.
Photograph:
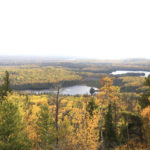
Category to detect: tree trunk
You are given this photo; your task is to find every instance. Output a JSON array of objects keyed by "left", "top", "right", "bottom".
[{"left": 55, "top": 87, "right": 60, "bottom": 148}]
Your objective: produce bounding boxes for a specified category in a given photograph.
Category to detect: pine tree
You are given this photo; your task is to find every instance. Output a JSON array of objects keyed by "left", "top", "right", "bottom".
[
  {"left": 139, "top": 75, "right": 150, "bottom": 109},
  {"left": 0, "top": 71, "right": 11, "bottom": 101},
  {"left": 104, "top": 104, "right": 118, "bottom": 148},
  {"left": 36, "top": 104, "right": 55, "bottom": 150},
  {"left": 0, "top": 101, "right": 31, "bottom": 150},
  {"left": 86, "top": 97, "right": 97, "bottom": 116}
]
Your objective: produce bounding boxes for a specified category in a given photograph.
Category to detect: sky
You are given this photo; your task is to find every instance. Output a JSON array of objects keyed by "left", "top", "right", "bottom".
[{"left": 0, "top": 0, "right": 150, "bottom": 59}]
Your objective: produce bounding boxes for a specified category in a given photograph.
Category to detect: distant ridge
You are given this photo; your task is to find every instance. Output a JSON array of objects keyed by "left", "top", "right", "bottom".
[
  {"left": 123, "top": 58, "right": 150, "bottom": 64},
  {"left": 0, "top": 56, "right": 150, "bottom": 65}
]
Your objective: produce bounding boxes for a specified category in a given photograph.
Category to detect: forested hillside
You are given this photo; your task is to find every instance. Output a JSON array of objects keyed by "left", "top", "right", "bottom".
[
  {"left": 0, "top": 70, "right": 150, "bottom": 150},
  {"left": 0, "top": 59, "right": 149, "bottom": 92},
  {"left": 0, "top": 65, "right": 82, "bottom": 90}
]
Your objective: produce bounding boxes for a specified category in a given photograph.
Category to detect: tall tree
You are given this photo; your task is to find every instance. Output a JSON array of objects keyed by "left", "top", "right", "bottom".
[
  {"left": 139, "top": 75, "right": 150, "bottom": 148},
  {"left": 0, "top": 71, "right": 11, "bottom": 100},
  {"left": 104, "top": 104, "right": 118, "bottom": 148},
  {"left": 97, "top": 77, "right": 120, "bottom": 149},
  {"left": 86, "top": 97, "right": 97, "bottom": 116},
  {"left": 0, "top": 101, "right": 31, "bottom": 150},
  {"left": 139, "top": 75, "right": 150, "bottom": 109},
  {"left": 36, "top": 104, "right": 55, "bottom": 150},
  {"left": 51, "top": 85, "right": 67, "bottom": 148}
]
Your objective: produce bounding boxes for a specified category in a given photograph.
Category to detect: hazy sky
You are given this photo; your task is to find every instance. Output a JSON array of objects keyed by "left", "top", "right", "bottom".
[{"left": 0, "top": 0, "right": 150, "bottom": 59}]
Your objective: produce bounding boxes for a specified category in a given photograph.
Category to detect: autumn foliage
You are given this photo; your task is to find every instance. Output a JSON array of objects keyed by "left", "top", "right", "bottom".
[{"left": 0, "top": 72, "right": 150, "bottom": 149}]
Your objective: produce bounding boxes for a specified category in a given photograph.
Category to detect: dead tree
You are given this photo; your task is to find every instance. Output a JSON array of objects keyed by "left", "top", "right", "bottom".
[{"left": 51, "top": 84, "right": 67, "bottom": 149}]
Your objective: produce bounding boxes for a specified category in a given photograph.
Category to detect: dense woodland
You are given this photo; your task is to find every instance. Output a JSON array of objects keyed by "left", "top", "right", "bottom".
[
  {"left": 0, "top": 66, "right": 150, "bottom": 149},
  {"left": 0, "top": 59, "right": 150, "bottom": 149}
]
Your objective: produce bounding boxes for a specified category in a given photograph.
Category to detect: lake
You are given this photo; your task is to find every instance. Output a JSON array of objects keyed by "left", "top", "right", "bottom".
[
  {"left": 111, "top": 70, "right": 150, "bottom": 77},
  {"left": 23, "top": 70, "right": 150, "bottom": 95},
  {"left": 24, "top": 85, "right": 98, "bottom": 95}
]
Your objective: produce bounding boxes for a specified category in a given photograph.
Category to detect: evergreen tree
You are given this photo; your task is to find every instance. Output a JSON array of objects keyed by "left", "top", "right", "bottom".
[
  {"left": 120, "top": 111, "right": 143, "bottom": 144},
  {"left": 0, "top": 101, "right": 31, "bottom": 150},
  {"left": 86, "top": 97, "right": 97, "bottom": 116},
  {"left": 104, "top": 104, "right": 118, "bottom": 148},
  {"left": 139, "top": 92, "right": 150, "bottom": 109},
  {"left": 144, "top": 75, "right": 150, "bottom": 87},
  {"left": 139, "top": 75, "right": 150, "bottom": 109},
  {"left": 0, "top": 71, "right": 11, "bottom": 101},
  {"left": 36, "top": 104, "right": 55, "bottom": 150}
]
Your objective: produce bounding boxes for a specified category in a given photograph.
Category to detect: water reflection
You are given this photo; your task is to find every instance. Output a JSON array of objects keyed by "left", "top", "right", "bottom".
[{"left": 24, "top": 85, "right": 98, "bottom": 95}]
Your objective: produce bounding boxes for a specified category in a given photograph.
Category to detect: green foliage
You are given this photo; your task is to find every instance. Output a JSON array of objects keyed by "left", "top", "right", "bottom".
[
  {"left": 139, "top": 75, "right": 150, "bottom": 109},
  {"left": 103, "top": 104, "right": 118, "bottom": 148},
  {"left": 139, "top": 92, "right": 150, "bottom": 109},
  {"left": 0, "top": 71, "right": 11, "bottom": 101},
  {"left": 0, "top": 101, "right": 31, "bottom": 150},
  {"left": 144, "top": 75, "right": 150, "bottom": 87},
  {"left": 120, "top": 111, "right": 143, "bottom": 143},
  {"left": 36, "top": 104, "right": 55, "bottom": 150},
  {"left": 3, "top": 71, "right": 11, "bottom": 93},
  {"left": 86, "top": 97, "right": 97, "bottom": 116}
]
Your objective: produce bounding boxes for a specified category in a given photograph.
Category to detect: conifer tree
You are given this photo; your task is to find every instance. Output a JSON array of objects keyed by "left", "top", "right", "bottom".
[
  {"left": 0, "top": 101, "right": 31, "bottom": 150},
  {"left": 104, "top": 104, "right": 118, "bottom": 148},
  {"left": 36, "top": 104, "right": 55, "bottom": 150},
  {"left": 86, "top": 97, "right": 97, "bottom": 116},
  {"left": 3, "top": 71, "right": 11, "bottom": 93},
  {"left": 139, "top": 75, "right": 150, "bottom": 109},
  {"left": 0, "top": 71, "right": 11, "bottom": 101}
]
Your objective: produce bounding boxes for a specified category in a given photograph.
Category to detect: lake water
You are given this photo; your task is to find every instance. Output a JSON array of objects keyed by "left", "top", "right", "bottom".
[
  {"left": 23, "top": 70, "right": 150, "bottom": 95},
  {"left": 111, "top": 70, "right": 150, "bottom": 77},
  {"left": 24, "top": 85, "right": 98, "bottom": 95}
]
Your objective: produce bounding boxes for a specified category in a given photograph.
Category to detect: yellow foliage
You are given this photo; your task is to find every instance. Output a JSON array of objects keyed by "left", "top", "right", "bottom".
[{"left": 142, "top": 106, "right": 150, "bottom": 121}]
